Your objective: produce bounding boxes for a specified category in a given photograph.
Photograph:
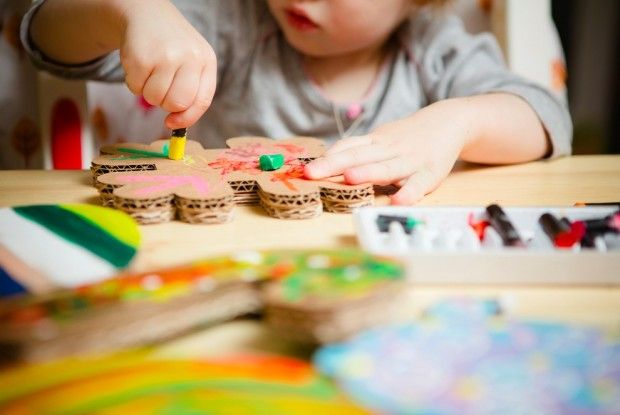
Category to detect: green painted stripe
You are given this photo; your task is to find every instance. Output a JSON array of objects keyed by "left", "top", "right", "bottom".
[
  {"left": 13, "top": 205, "right": 136, "bottom": 268},
  {"left": 113, "top": 148, "right": 167, "bottom": 159},
  {"left": 59, "top": 204, "right": 140, "bottom": 249}
]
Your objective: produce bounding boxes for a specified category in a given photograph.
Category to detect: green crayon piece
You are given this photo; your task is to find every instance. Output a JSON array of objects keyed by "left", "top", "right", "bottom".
[{"left": 259, "top": 154, "right": 285, "bottom": 171}]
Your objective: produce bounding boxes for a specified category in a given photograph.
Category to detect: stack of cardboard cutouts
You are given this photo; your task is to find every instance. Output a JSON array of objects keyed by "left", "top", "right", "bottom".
[
  {"left": 263, "top": 276, "right": 406, "bottom": 344},
  {"left": 0, "top": 250, "right": 405, "bottom": 363},
  {"left": 91, "top": 137, "right": 374, "bottom": 224}
]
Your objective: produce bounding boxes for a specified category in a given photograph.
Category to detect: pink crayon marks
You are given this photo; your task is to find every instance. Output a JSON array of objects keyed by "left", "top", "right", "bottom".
[
  {"left": 96, "top": 168, "right": 232, "bottom": 224},
  {"left": 202, "top": 137, "right": 323, "bottom": 198},
  {"left": 117, "top": 174, "right": 211, "bottom": 197},
  {"left": 207, "top": 139, "right": 308, "bottom": 178},
  {"left": 203, "top": 137, "right": 318, "bottom": 195},
  {"left": 207, "top": 158, "right": 260, "bottom": 176},
  {"left": 200, "top": 137, "right": 372, "bottom": 218}
]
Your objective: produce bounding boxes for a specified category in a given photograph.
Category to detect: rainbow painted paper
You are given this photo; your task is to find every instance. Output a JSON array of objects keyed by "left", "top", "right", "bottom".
[
  {"left": 315, "top": 299, "right": 620, "bottom": 415},
  {"left": 0, "top": 353, "right": 369, "bottom": 414},
  {"left": 0, "top": 204, "right": 140, "bottom": 296}
]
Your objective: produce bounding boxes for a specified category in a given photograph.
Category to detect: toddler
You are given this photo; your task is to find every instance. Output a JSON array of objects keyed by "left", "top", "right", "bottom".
[{"left": 22, "top": 0, "right": 571, "bottom": 204}]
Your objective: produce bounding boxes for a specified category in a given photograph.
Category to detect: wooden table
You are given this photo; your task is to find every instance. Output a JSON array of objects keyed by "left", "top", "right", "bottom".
[{"left": 1, "top": 155, "right": 619, "bottom": 356}]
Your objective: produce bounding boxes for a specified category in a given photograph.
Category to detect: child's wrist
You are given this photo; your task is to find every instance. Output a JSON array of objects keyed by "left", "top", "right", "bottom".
[
  {"left": 429, "top": 97, "right": 477, "bottom": 152},
  {"left": 109, "top": 0, "right": 164, "bottom": 39}
]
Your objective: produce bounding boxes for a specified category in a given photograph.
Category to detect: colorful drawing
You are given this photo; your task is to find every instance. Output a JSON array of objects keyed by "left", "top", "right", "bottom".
[
  {"left": 315, "top": 299, "right": 620, "bottom": 415},
  {"left": 91, "top": 136, "right": 374, "bottom": 224},
  {"left": 0, "top": 204, "right": 140, "bottom": 296},
  {"left": 0, "top": 353, "right": 369, "bottom": 414}
]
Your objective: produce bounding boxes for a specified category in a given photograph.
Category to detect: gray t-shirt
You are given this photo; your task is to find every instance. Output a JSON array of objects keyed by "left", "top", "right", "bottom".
[{"left": 21, "top": 0, "right": 572, "bottom": 157}]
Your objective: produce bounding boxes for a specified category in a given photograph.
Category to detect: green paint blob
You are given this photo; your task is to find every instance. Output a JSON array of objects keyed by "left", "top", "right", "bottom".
[
  {"left": 259, "top": 154, "right": 285, "bottom": 171},
  {"left": 112, "top": 147, "right": 168, "bottom": 160},
  {"left": 14, "top": 205, "right": 137, "bottom": 268}
]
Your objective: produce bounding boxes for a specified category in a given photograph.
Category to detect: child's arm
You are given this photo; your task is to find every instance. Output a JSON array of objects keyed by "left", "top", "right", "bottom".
[
  {"left": 306, "top": 92, "right": 548, "bottom": 204},
  {"left": 306, "top": 13, "right": 571, "bottom": 205},
  {"left": 27, "top": 0, "right": 216, "bottom": 129}
]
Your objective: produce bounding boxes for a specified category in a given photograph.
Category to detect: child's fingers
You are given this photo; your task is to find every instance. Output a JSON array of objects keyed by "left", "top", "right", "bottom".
[
  {"left": 344, "top": 156, "right": 414, "bottom": 186},
  {"left": 390, "top": 170, "right": 437, "bottom": 205},
  {"left": 160, "top": 62, "right": 201, "bottom": 113},
  {"left": 142, "top": 65, "right": 177, "bottom": 106},
  {"left": 125, "top": 67, "right": 152, "bottom": 97},
  {"left": 123, "top": 55, "right": 153, "bottom": 96},
  {"left": 165, "top": 66, "right": 215, "bottom": 129},
  {"left": 325, "top": 135, "right": 372, "bottom": 155},
  {"left": 305, "top": 144, "right": 394, "bottom": 179}
]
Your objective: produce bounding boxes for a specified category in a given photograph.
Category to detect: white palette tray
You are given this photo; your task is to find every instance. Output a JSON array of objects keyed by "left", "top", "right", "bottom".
[{"left": 354, "top": 206, "right": 620, "bottom": 285}]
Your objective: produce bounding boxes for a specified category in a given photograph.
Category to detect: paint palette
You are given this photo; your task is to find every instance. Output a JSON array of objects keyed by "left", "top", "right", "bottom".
[{"left": 354, "top": 206, "right": 620, "bottom": 285}]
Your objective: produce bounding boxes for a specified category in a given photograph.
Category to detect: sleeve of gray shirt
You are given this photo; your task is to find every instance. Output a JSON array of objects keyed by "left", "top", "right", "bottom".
[
  {"left": 410, "top": 11, "right": 572, "bottom": 158},
  {"left": 19, "top": 0, "right": 268, "bottom": 85}
]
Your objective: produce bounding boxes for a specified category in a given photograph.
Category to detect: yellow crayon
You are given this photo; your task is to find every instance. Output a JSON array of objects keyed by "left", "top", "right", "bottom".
[{"left": 168, "top": 128, "right": 187, "bottom": 160}]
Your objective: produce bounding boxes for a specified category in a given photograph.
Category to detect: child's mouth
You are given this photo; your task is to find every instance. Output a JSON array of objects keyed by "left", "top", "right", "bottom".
[{"left": 285, "top": 8, "right": 319, "bottom": 32}]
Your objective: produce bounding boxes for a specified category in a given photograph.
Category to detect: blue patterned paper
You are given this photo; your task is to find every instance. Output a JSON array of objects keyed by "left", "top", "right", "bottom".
[{"left": 315, "top": 299, "right": 620, "bottom": 415}]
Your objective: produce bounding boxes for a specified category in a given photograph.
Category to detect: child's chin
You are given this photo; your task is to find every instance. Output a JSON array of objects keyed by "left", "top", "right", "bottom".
[{"left": 284, "top": 36, "right": 348, "bottom": 58}]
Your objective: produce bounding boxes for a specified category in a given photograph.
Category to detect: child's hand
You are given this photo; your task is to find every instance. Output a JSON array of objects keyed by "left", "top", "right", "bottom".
[
  {"left": 119, "top": 0, "right": 217, "bottom": 129},
  {"left": 305, "top": 99, "right": 471, "bottom": 205}
]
